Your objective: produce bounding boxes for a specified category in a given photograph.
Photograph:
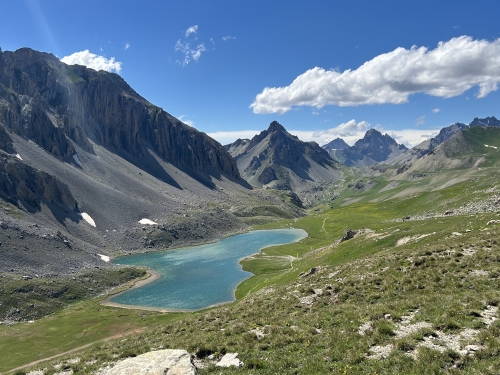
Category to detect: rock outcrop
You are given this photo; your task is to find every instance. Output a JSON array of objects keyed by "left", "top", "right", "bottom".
[
  {"left": 0, "top": 153, "right": 77, "bottom": 212},
  {"left": 99, "top": 349, "right": 197, "bottom": 375}
]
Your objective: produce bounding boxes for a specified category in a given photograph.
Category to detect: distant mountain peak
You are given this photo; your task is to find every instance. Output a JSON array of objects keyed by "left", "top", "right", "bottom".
[
  {"left": 365, "top": 128, "right": 381, "bottom": 136},
  {"left": 339, "top": 129, "right": 407, "bottom": 166},
  {"left": 268, "top": 121, "right": 286, "bottom": 133},
  {"left": 225, "top": 122, "right": 339, "bottom": 198},
  {"left": 469, "top": 116, "right": 500, "bottom": 128},
  {"left": 322, "top": 138, "right": 349, "bottom": 151}
]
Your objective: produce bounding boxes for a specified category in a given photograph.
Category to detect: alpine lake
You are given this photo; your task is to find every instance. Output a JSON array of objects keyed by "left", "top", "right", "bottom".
[{"left": 110, "top": 229, "right": 307, "bottom": 311}]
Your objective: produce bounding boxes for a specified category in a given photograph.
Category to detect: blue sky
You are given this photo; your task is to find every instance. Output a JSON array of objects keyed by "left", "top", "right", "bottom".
[{"left": 1, "top": 0, "right": 500, "bottom": 147}]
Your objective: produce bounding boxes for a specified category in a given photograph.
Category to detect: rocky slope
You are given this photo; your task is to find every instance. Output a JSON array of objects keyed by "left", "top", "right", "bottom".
[
  {"left": 225, "top": 121, "right": 340, "bottom": 198},
  {"left": 394, "top": 126, "right": 500, "bottom": 178}
]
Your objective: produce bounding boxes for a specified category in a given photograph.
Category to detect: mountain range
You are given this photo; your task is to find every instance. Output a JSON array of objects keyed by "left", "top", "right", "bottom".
[
  {"left": 1, "top": 46, "right": 500, "bottom": 287},
  {"left": 3, "top": 47, "right": 500, "bottom": 374}
]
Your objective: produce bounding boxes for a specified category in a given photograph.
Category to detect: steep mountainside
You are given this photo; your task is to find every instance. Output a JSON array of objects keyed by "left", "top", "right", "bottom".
[
  {"left": 0, "top": 48, "right": 241, "bottom": 184},
  {"left": 340, "top": 129, "right": 407, "bottom": 166},
  {"left": 0, "top": 48, "right": 302, "bottom": 276},
  {"left": 225, "top": 121, "right": 340, "bottom": 198}
]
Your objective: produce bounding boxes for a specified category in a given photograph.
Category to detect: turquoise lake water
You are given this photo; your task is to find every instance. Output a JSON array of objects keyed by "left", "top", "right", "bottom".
[{"left": 111, "top": 228, "right": 307, "bottom": 310}]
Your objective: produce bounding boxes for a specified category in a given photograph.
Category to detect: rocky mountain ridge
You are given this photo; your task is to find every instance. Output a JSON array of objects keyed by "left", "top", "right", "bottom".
[
  {"left": 0, "top": 48, "right": 241, "bottom": 184},
  {"left": 336, "top": 129, "right": 408, "bottom": 166},
  {"left": 225, "top": 121, "right": 340, "bottom": 198},
  {"left": 322, "top": 138, "right": 349, "bottom": 151},
  {"left": 391, "top": 116, "right": 500, "bottom": 166}
]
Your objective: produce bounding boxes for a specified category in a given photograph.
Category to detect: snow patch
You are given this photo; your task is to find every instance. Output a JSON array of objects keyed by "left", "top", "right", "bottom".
[
  {"left": 139, "top": 218, "right": 157, "bottom": 225},
  {"left": 72, "top": 154, "right": 82, "bottom": 167},
  {"left": 98, "top": 254, "right": 110, "bottom": 262},
  {"left": 485, "top": 144, "right": 498, "bottom": 149},
  {"left": 14, "top": 153, "right": 23, "bottom": 160},
  {"left": 79, "top": 213, "right": 96, "bottom": 227}
]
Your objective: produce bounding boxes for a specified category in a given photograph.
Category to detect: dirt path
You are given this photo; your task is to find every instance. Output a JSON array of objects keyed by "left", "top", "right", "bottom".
[
  {"left": 321, "top": 216, "right": 328, "bottom": 234},
  {"left": 4, "top": 328, "right": 146, "bottom": 374}
]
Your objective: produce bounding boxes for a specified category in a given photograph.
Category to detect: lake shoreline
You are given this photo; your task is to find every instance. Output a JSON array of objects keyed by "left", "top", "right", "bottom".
[{"left": 102, "top": 228, "right": 308, "bottom": 312}]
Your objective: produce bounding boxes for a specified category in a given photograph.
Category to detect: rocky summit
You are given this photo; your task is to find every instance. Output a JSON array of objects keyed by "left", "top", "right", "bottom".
[
  {"left": 322, "top": 137, "right": 349, "bottom": 151},
  {"left": 0, "top": 48, "right": 241, "bottom": 182},
  {"left": 225, "top": 121, "right": 340, "bottom": 198}
]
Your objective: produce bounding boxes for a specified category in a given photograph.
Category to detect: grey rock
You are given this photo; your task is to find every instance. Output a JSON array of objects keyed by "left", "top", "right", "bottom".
[
  {"left": 0, "top": 47, "right": 243, "bottom": 184},
  {"left": 340, "top": 229, "right": 357, "bottom": 242},
  {"left": 215, "top": 353, "right": 243, "bottom": 368},
  {"left": 100, "top": 349, "right": 196, "bottom": 375}
]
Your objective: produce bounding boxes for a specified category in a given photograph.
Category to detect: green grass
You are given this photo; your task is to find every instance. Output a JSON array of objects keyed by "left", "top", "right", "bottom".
[
  {"left": 0, "top": 267, "right": 146, "bottom": 322},
  {"left": 0, "top": 299, "right": 181, "bottom": 373},
  {"left": 44, "top": 219, "right": 498, "bottom": 374},
  {"left": 2, "top": 160, "right": 500, "bottom": 373}
]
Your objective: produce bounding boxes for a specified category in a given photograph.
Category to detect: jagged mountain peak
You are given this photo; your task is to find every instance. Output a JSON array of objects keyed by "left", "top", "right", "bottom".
[
  {"left": 0, "top": 47, "right": 243, "bottom": 186},
  {"left": 226, "top": 122, "right": 339, "bottom": 198},
  {"left": 268, "top": 120, "right": 286, "bottom": 133},
  {"left": 339, "top": 129, "right": 407, "bottom": 166},
  {"left": 469, "top": 116, "right": 500, "bottom": 128}
]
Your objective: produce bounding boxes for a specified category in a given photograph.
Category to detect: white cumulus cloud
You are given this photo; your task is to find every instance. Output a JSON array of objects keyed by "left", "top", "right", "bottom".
[
  {"left": 207, "top": 130, "right": 262, "bottom": 145},
  {"left": 251, "top": 36, "right": 500, "bottom": 114},
  {"left": 61, "top": 50, "right": 122, "bottom": 73},
  {"left": 432, "top": 108, "right": 441, "bottom": 113},
  {"left": 186, "top": 25, "right": 198, "bottom": 37},
  {"left": 291, "top": 120, "right": 371, "bottom": 146},
  {"left": 222, "top": 36, "right": 236, "bottom": 41}
]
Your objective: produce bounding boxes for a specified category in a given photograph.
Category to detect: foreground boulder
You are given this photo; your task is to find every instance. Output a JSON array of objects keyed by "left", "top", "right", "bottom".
[
  {"left": 100, "top": 349, "right": 196, "bottom": 375},
  {"left": 215, "top": 352, "right": 243, "bottom": 367}
]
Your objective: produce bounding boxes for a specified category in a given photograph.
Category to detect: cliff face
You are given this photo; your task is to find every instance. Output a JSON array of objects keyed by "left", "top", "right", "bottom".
[
  {"left": 0, "top": 48, "right": 241, "bottom": 182},
  {"left": 0, "top": 153, "right": 77, "bottom": 212}
]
